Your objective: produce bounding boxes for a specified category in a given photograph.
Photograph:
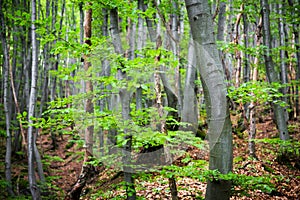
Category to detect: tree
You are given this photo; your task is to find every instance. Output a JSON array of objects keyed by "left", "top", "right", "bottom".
[
  {"left": 110, "top": 7, "right": 136, "bottom": 200},
  {"left": 28, "top": 0, "right": 41, "bottom": 198},
  {"left": 261, "top": 0, "right": 289, "bottom": 141},
  {"left": 65, "top": 3, "right": 98, "bottom": 199},
  {"left": 0, "top": 0, "right": 14, "bottom": 196},
  {"left": 181, "top": 38, "right": 198, "bottom": 134},
  {"left": 184, "top": 0, "right": 233, "bottom": 199}
]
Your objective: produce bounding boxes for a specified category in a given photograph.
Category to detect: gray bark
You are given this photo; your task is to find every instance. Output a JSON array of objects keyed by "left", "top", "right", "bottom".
[
  {"left": 277, "top": 3, "right": 289, "bottom": 120},
  {"left": 136, "top": 0, "right": 146, "bottom": 110},
  {"left": 170, "top": 0, "right": 183, "bottom": 117},
  {"left": 184, "top": 0, "right": 233, "bottom": 199},
  {"left": 98, "top": 8, "right": 110, "bottom": 156},
  {"left": 142, "top": 1, "right": 157, "bottom": 42},
  {"left": 0, "top": 1, "right": 14, "bottom": 195},
  {"left": 79, "top": 2, "right": 84, "bottom": 45},
  {"left": 181, "top": 38, "right": 198, "bottom": 134},
  {"left": 261, "top": 0, "right": 290, "bottom": 140},
  {"left": 242, "top": 9, "right": 251, "bottom": 120},
  {"left": 110, "top": 8, "right": 136, "bottom": 200},
  {"left": 287, "top": 0, "right": 300, "bottom": 116},
  {"left": 224, "top": 0, "right": 234, "bottom": 80},
  {"left": 216, "top": 1, "right": 228, "bottom": 80},
  {"left": 28, "top": 0, "right": 41, "bottom": 198},
  {"left": 248, "top": 17, "right": 263, "bottom": 158}
]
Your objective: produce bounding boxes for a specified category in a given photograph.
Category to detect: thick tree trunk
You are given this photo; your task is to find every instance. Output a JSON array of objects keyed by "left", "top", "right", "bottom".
[
  {"left": 0, "top": 1, "right": 14, "bottom": 196},
  {"left": 184, "top": 0, "right": 233, "bottom": 199},
  {"left": 261, "top": 0, "right": 289, "bottom": 141}
]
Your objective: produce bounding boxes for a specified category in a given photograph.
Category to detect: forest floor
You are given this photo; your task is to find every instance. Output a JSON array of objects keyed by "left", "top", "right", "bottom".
[{"left": 0, "top": 110, "right": 300, "bottom": 200}]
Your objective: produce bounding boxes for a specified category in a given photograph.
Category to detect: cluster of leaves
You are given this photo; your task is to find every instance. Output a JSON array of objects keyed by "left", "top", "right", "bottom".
[
  {"left": 159, "top": 160, "right": 277, "bottom": 196},
  {"left": 228, "top": 81, "right": 289, "bottom": 107},
  {"left": 256, "top": 138, "right": 300, "bottom": 162}
]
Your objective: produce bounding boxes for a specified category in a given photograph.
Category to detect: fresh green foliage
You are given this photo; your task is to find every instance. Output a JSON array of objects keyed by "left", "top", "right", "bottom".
[
  {"left": 256, "top": 138, "right": 300, "bottom": 158},
  {"left": 228, "top": 81, "right": 289, "bottom": 107}
]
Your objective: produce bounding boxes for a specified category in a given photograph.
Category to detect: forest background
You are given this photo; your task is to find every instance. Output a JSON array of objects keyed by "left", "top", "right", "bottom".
[{"left": 0, "top": 0, "right": 299, "bottom": 199}]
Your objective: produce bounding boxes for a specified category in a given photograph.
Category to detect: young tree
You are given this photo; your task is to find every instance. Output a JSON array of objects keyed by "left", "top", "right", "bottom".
[
  {"left": 110, "top": 7, "right": 136, "bottom": 200},
  {"left": 28, "top": 0, "right": 41, "bottom": 198},
  {"left": 0, "top": 0, "right": 14, "bottom": 196},
  {"left": 181, "top": 38, "right": 198, "bottom": 134},
  {"left": 261, "top": 0, "right": 290, "bottom": 141},
  {"left": 65, "top": 3, "right": 98, "bottom": 200},
  {"left": 184, "top": 0, "right": 233, "bottom": 199},
  {"left": 83, "top": 2, "right": 94, "bottom": 159}
]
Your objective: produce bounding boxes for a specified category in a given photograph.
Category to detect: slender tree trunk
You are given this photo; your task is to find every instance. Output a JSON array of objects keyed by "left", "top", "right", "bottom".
[
  {"left": 136, "top": 0, "right": 146, "bottom": 110},
  {"left": 0, "top": 1, "right": 14, "bottom": 196},
  {"left": 242, "top": 9, "right": 250, "bottom": 120},
  {"left": 277, "top": 3, "right": 289, "bottom": 121},
  {"left": 65, "top": 3, "right": 98, "bottom": 200},
  {"left": 155, "top": 35, "right": 178, "bottom": 200},
  {"left": 261, "top": 0, "right": 289, "bottom": 140},
  {"left": 217, "top": 1, "right": 228, "bottom": 79},
  {"left": 249, "top": 18, "right": 263, "bottom": 158},
  {"left": 98, "top": 8, "right": 110, "bottom": 156},
  {"left": 142, "top": 1, "right": 157, "bottom": 43},
  {"left": 287, "top": 0, "right": 300, "bottom": 117},
  {"left": 83, "top": 2, "right": 94, "bottom": 157},
  {"left": 28, "top": 0, "right": 41, "bottom": 198},
  {"left": 170, "top": 0, "right": 183, "bottom": 117},
  {"left": 38, "top": 0, "right": 50, "bottom": 119},
  {"left": 184, "top": 0, "right": 233, "bottom": 199},
  {"left": 181, "top": 38, "right": 198, "bottom": 134},
  {"left": 110, "top": 8, "right": 136, "bottom": 200},
  {"left": 233, "top": 4, "right": 243, "bottom": 88}
]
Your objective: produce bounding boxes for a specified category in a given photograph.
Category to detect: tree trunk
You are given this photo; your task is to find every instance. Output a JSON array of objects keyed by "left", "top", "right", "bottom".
[
  {"left": 136, "top": 0, "right": 146, "bottom": 110},
  {"left": 110, "top": 8, "right": 136, "bottom": 200},
  {"left": 28, "top": 0, "right": 41, "bottom": 198},
  {"left": 181, "top": 38, "right": 198, "bottom": 134},
  {"left": 287, "top": 0, "right": 300, "bottom": 117},
  {"left": 216, "top": 1, "right": 229, "bottom": 80},
  {"left": 277, "top": 3, "right": 289, "bottom": 121},
  {"left": 65, "top": 4, "right": 96, "bottom": 199},
  {"left": 261, "top": 0, "right": 289, "bottom": 140},
  {"left": 184, "top": 0, "right": 233, "bottom": 199},
  {"left": 248, "top": 17, "right": 263, "bottom": 159},
  {"left": 242, "top": 8, "right": 250, "bottom": 120},
  {"left": 83, "top": 2, "right": 94, "bottom": 156},
  {"left": 0, "top": 1, "right": 14, "bottom": 196}
]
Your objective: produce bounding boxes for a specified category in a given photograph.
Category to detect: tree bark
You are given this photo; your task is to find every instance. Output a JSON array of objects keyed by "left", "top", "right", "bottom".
[
  {"left": 0, "top": 1, "right": 14, "bottom": 196},
  {"left": 277, "top": 3, "right": 289, "bottom": 121},
  {"left": 181, "top": 38, "right": 198, "bottom": 134},
  {"left": 287, "top": 0, "right": 300, "bottom": 117},
  {"left": 261, "top": 0, "right": 289, "bottom": 140},
  {"left": 28, "top": 0, "right": 41, "bottom": 198},
  {"left": 110, "top": 8, "right": 136, "bottom": 200},
  {"left": 248, "top": 17, "right": 263, "bottom": 159},
  {"left": 184, "top": 0, "right": 233, "bottom": 199},
  {"left": 83, "top": 2, "right": 94, "bottom": 156},
  {"left": 65, "top": 4, "right": 96, "bottom": 199}
]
